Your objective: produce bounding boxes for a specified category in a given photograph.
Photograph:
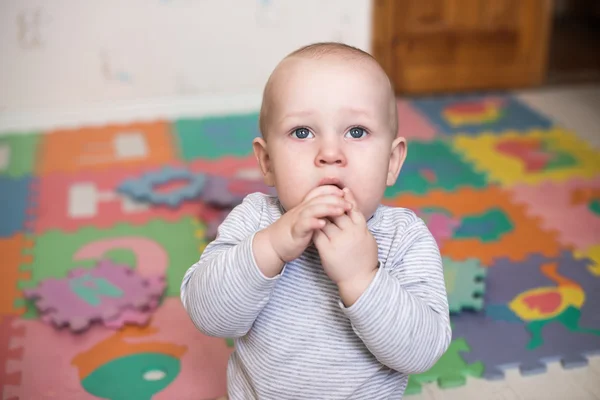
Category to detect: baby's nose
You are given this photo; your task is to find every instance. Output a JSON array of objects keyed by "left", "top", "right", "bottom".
[{"left": 316, "top": 146, "right": 346, "bottom": 166}]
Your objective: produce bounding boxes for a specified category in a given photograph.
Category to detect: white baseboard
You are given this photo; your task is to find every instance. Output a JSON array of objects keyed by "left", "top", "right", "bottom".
[{"left": 0, "top": 91, "right": 263, "bottom": 134}]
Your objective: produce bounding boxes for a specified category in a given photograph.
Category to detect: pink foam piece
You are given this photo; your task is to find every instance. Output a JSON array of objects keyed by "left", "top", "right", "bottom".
[
  {"left": 511, "top": 176, "right": 600, "bottom": 249},
  {"left": 73, "top": 237, "right": 169, "bottom": 278},
  {"left": 33, "top": 162, "right": 200, "bottom": 233},
  {"left": 10, "top": 298, "right": 232, "bottom": 399},
  {"left": 396, "top": 99, "right": 438, "bottom": 141},
  {"left": 424, "top": 213, "right": 460, "bottom": 247}
]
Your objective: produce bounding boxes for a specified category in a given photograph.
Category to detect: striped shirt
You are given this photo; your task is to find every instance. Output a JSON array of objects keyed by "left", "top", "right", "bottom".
[{"left": 181, "top": 192, "right": 451, "bottom": 399}]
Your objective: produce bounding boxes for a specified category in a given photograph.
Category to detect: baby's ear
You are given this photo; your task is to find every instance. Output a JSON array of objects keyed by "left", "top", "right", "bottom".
[
  {"left": 252, "top": 137, "right": 275, "bottom": 186},
  {"left": 386, "top": 136, "right": 407, "bottom": 186}
]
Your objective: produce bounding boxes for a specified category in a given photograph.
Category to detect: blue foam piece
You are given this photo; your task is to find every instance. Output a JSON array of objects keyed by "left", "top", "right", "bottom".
[
  {"left": 117, "top": 166, "right": 206, "bottom": 208},
  {"left": 410, "top": 93, "right": 554, "bottom": 135},
  {"left": 0, "top": 176, "right": 33, "bottom": 237}
]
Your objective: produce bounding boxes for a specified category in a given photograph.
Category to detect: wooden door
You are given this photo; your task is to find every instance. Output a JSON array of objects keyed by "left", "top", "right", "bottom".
[{"left": 372, "top": 0, "right": 553, "bottom": 94}]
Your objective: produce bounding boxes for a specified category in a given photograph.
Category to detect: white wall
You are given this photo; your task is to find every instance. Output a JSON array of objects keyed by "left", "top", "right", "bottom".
[{"left": 0, "top": 0, "right": 373, "bottom": 131}]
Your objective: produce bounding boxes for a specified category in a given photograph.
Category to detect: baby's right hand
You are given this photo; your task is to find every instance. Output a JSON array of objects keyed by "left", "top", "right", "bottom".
[{"left": 267, "top": 185, "right": 351, "bottom": 263}]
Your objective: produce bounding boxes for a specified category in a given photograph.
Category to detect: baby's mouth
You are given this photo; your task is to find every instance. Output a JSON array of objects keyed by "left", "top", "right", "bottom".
[{"left": 318, "top": 178, "right": 344, "bottom": 190}]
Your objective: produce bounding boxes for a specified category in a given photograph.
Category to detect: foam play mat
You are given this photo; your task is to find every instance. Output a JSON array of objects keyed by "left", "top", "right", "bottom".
[{"left": 1, "top": 92, "right": 599, "bottom": 399}]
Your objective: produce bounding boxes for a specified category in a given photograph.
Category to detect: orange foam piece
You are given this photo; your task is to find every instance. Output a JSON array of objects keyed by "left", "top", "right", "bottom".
[
  {"left": 0, "top": 235, "right": 30, "bottom": 315},
  {"left": 37, "top": 121, "right": 176, "bottom": 175},
  {"left": 390, "top": 186, "right": 561, "bottom": 265}
]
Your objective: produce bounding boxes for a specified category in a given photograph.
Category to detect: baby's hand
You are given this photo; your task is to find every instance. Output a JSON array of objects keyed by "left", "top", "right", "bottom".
[
  {"left": 267, "top": 185, "right": 351, "bottom": 263},
  {"left": 313, "top": 188, "right": 379, "bottom": 306}
]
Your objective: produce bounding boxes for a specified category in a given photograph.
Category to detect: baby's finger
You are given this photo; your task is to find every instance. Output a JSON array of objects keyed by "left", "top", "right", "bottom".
[
  {"left": 293, "top": 216, "right": 326, "bottom": 237},
  {"left": 303, "top": 185, "right": 344, "bottom": 202},
  {"left": 330, "top": 213, "right": 353, "bottom": 230},
  {"left": 343, "top": 188, "right": 364, "bottom": 224},
  {"left": 312, "top": 228, "right": 329, "bottom": 248},
  {"left": 304, "top": 193, "right": 352, "bottom": 212},
  {"left": 301, "top": 202, "right": 347, "bottom": 222},
  {"left": 320, "top": 219, "right": 341, "bottom": 239}
]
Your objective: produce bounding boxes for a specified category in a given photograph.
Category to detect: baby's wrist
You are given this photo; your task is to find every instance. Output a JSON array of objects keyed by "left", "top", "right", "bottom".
[
  {"left": 253, "top": 229, "right": 285, "bottom": 278},
  {"left": 337, "top": 266, "right": 378, "bottom": 307}
]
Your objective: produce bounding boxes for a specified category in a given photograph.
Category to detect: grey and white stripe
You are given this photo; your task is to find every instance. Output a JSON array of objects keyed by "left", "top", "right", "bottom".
[{"left": 181, "top": 192, "right": 451, "bottom": 399}]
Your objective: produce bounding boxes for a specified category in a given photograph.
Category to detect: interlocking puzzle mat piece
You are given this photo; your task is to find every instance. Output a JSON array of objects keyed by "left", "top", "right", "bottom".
[
  {"left": 511, "top": 176, "right": 600, "bottom": 250},
  {"left": 385, "top": 140, "right": 487, "bottom": 197},
  {"left": 0, "top": 176, "right": 34, "bottom": 238},
  {"left": 416, "top": 210, "right": 460, "bottom": 248},
  {"left": 192, "top": 217, "right": 212, "bottom": 257},
  {"left": 37, "top": 120, "right": 176, "bottom": 175},
  {"left": 102, "top": 297, "right": 160, "bottom": 330},
  {"left": 409, "top": 93, "right": 553, "bottom": 135},
  {"left": 117, "top": 165, "right": 206, "bottom": 208},
  {"left": 0, "top": 132, "right": 40, "bottom": 178},
  {"left": 444, "top": 257, "right": 486, "bottom": 313},
  {"left": 198, "top": 206, "right": 232, "bottom": 240},
  {"left": 575, "top": 245, "right": 600, "bottom": 276},
  {"left": 174, "top": 112, "right": 260, "bottom": 160},
  {"left": 391, "top": 186, "right": 561, "bottom": 265},
  {"left": 452, "top": 251, "right": 600, "bottom": 380},
  {"left": 199, "top": 175, "right": 276, "bottom": 208},
  {"left": 34, "top": 163, "right": 205, "bottom": 233},
  {"left": 0, "top": 235, "right": 30, "bottom": 315},
  {"left": 24, "top": 259, "right": 165, "bottom": 332},
  {"left": 18, "top": 218, "right": 200, "bottom": 318},
  {"left": 0, "top": 315, "right": 26, "bottom": 399},
  {"left": 405, "top": 337, "right": 484, "bottom": 395},
  {"left": 188, "top": 153, "right": 263, "bottom": 179},
  {"left": 396, "top": 100, "right": 438, "bottom": 141},
  {"left": 453, "top": 128, "right": 600, "bottom": 186},
  {"left": 8, "top": 298, "right": 231, "bottom": 399}
]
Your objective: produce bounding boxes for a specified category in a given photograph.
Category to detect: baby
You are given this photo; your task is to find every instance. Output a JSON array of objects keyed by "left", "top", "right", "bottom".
[{"left": 181, "top": 42, "right": 451, "bottom": 399}]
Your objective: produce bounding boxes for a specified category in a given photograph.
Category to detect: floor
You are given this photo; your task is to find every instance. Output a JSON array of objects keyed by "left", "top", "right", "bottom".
[{"left": 1, "top": 84, "right": 599, "bottom": 399}]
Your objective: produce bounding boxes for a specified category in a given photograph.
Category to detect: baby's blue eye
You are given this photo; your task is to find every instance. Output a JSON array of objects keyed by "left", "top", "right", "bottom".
[
  {"left": 293, "top": 128, "right": 313, "bottom": 139},
  {"left": 346, "top": 127, "right": 366, "bottom": 139}
]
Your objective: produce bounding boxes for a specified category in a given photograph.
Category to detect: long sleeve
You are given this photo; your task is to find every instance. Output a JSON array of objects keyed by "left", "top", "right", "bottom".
[
  {"left": 180, "top": 193, "right": 280, "bottom": 338},
  {"left": 341, "top": 218, "right": 452, "bottom": 375}
]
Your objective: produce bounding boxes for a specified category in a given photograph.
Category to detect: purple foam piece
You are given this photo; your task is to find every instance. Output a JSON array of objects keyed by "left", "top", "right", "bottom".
[
  {"left": 199, "top": 175, "right": 276, "bottom": 208},
  {"left": 102, "top": 297, "right": 161, "bottom": 329},
  {"left": 452, "top": 251, "right": 600, "bottom": 379},
  {"left": 199, "top": 176, "right": 245, "bottom": 207},
  {"left": 24, "top": 259, "right": 166, "bottom": 332}
]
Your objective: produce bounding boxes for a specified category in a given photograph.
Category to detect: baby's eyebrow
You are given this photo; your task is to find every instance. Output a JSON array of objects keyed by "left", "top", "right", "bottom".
[
  {"left": 339, "top": 107, "right": 373, "bottom": 119},
  {"left": 282, "top": 110, "right": 315, "bottom": 119}
]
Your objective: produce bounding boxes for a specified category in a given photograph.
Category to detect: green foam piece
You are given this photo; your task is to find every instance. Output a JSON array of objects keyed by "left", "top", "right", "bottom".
[
  {"left": 454, "top": 208, "right": 513, "bottom": 242},
  {"left": 385, "top": 140, "right": 487, "bottom": 197},
  {"left": 405, "top": 338, "right": 484, "bottom": 395},
  {"left": 18, "top": 218, "right": 201, "bottom": 318},
  {"left": 443, "top": 257, "right": 487, "bottom": 313},
  {"left": 173, "top": 113, "right": 260, "bottom": 160},
  {"left": 0, "top": 132, "right": 41, "bottom": 177}
]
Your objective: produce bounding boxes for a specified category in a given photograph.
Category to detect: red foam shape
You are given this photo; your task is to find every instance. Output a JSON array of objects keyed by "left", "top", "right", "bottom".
[
  {"left": 522, "top": 292, "right": 562, "bottom": 314},
  {"left": 496, "top": 139, "right": 552, "bottom": 172}
]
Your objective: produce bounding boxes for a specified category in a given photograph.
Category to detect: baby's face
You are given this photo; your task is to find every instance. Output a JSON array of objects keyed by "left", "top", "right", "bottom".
[{"left": 255, "top": 55, "right": 405, "bottom": 219}]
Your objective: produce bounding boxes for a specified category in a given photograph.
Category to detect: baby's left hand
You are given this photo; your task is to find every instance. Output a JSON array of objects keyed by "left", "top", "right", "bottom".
[{"left": 313, "top": 188, "right": 379, "bottom": 305}]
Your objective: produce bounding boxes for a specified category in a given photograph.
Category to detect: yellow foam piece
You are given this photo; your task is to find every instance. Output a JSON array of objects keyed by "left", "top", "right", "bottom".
[
  {"left": 193, "top": 219, "right": 208, "bottom": 254},
  {"left": 575, "top": 245, "right": 600, "bottom": 276},
  {"left": 453, "top": 128, "right": 600, "bottom": 186}
]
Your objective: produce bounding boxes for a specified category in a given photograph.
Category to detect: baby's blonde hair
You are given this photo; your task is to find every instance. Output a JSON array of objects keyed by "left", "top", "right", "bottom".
[{"left": 259, "top": 42, "right": 398, "bottom": 139}]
